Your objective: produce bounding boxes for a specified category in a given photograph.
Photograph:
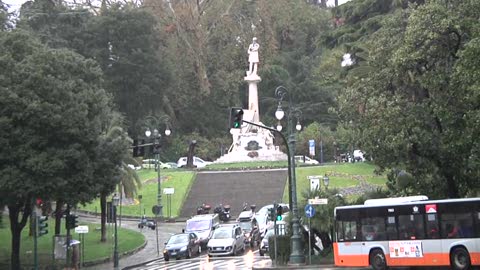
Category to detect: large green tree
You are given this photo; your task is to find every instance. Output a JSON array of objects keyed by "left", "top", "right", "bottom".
[
  {"left": 337, "top": 0, "right": 480, "bottom": 198},
  {"left": 0, "top": 30, "right": 114, "bottom": 269}
]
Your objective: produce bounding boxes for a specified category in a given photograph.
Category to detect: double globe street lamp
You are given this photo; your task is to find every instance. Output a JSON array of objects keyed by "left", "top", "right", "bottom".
[
  {"left": 274, "top": 86, "right": 305, "bottom": 264},
  {"left": 145, "top": 118, "right": 171, "bottom": 256}
]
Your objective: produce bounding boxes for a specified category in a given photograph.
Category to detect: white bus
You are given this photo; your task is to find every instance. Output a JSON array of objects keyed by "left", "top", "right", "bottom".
[{"left": 334, "top": 196, "right": 480, "bottom": 270}]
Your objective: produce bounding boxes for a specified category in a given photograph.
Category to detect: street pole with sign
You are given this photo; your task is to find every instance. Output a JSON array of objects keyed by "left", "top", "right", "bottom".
[{"left": 304, "top": 204, "right": 315, "bottom": 265}]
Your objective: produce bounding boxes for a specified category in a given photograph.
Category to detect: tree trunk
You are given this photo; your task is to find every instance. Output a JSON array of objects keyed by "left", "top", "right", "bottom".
[
  {"left": 55, "top": 199, "right": 64, "bottom": 235},
  {"left": 8, "top": 200, "right": 32, "bottom": 270},
  {"left": 100, "top": 193, "right": 107, "bottom": 242}
]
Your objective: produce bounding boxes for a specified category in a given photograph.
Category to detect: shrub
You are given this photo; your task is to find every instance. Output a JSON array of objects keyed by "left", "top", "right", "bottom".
[{"left": 268, "top": 235, "right": 291, "bottom": 265}]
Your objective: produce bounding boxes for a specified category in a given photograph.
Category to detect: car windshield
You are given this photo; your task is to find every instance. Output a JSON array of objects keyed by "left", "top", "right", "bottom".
[
  {"left": 212, "top": 229, "right": 232, "bottom": 239},
  {"left": 186, "top": 220, "right": 211, "bottom": 231},
  {"left": 167, "top": 234, "right": 189, "bottom": 245},
  {"left": 239, "top": 222, "right": 252, "bottom": 231}
]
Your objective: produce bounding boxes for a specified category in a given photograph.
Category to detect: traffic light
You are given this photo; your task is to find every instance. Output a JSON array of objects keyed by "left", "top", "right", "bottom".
[
  {"left": 37, "top": 216, "right": 48, "bottom": 237},
  {"left": 269, "top": 207, "right": 276, "bottom": 221},
  {"left": 66, "top": 214, "right": 78, "bottom": 230},
  {"left": 230, "top": 107, "right": 244, "bottom": 129},
  {"left": 276, "top": 205, "right": 283, "bottom": 221}
]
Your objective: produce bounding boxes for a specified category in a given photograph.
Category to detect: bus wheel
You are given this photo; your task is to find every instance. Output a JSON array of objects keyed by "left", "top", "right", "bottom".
[
  {"left": 450, "top": 247, "right": 471, "bottom": 270},
  {"left": 370, "top": 249, "right": 388, "bottom": 270}
]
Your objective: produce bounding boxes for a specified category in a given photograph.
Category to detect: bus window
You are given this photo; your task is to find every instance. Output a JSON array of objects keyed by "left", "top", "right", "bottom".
[
  {"left": 442, "top": 213, "right": 474, "bottom": 238},
  {"left": 398, "top": 214, "right": 424, "bottom": 240},
  {"left": 360, "top": 217, "right": 384, "bottom": 241},
  {"left": 337, "top": 221, "right": 357, "bottom": 241},
  {"left": 426, "top": 213, "right": 439, "bottom": 239},
  {"left": 386, "top": 216, "right": 398, "bottom": 240}
]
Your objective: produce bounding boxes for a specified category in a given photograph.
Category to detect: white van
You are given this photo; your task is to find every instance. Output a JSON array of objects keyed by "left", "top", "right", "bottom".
[
  {"left": 295, "top": 155, "right": 319, "bottom": 165},
  {"left": 177, "top": 156, "right": 212, "bottom": 168},
  {"left": 185, "top": 214, "right": 220, "bottom": 248}
]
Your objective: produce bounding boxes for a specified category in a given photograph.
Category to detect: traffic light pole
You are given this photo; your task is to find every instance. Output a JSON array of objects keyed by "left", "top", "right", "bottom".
[
  {"left": 242, "top": 119, "right": 305, "bottom": 264},
  {"left": 33, "top": 212, "right": 38, "bottom": 270}
]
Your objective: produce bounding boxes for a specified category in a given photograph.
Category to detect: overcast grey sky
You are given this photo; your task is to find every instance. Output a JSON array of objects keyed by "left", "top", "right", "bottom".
[{"left": 5, "top": 0, "right": 353, "bottom": 11}]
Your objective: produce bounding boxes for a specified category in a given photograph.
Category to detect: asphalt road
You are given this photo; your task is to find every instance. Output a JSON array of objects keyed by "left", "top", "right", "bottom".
[{"left": 80, "top": 215, "right": 185, "bottom": 270}]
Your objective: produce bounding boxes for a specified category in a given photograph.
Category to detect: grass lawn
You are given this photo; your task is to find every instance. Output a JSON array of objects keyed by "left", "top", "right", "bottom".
[
  {"left": 0, "top": 218, "right": 144, "bottom": 268},
  {"left": 78, "top": 170, "right": 195, "bottom": 218},
  {"left": 78, "top": 162, "right": 384, "bottom": 219},
  {"left": 283, "top": 162, "right": 386, "bottom": 203}
]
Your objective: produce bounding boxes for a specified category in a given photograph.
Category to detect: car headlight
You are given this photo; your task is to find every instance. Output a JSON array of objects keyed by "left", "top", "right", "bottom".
[
  {"left": 245, "top": 233, "right": 250, "bottom": 238},
  {"left": 180, "top": 246, "right": 187, "bottom": 252},
  {"left": 163, "top": 249, "right": 168, "bottom": 254},
  {"left": 226, "top": 246, "right": 232, "bottom": 251}
]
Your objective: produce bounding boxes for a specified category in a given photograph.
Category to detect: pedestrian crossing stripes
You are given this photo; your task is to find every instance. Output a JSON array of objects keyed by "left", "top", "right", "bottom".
[{"left": 136, "top": 256, "right": 272, "bottom": 270}]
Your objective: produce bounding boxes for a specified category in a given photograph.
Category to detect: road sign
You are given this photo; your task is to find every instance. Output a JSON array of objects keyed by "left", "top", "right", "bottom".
[
  {"left": 74, "top": 225, "right": 89, "bottom": 234},
  {"left": 308, "top": 198, "right": 328, "bottom": 205},
  {"left": 305, "top": 204, "right": 315, "bottom": 218},
  {"left": 163, "top": 188, "right": 175, "bottom": 194},
  {"left": 309, "top": 140, "right": 315, "bottom": 156},
  {"left": 152, "top": 205, "right": 163, "bottom": 215},
  {"left": 310, "top": 178, "right": 320, "bottom": 191}
]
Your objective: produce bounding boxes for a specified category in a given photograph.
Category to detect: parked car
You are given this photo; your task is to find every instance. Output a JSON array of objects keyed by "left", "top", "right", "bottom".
[
  {"left": 207, "top": 224, "right": 245, "bottom": 257},
  {"left": 163, "top": 233, "right": 201, "bottom": 261},
  {"left": 142, "top": 159, "right": 172, "bottom": 169},
  {"left": 127, "top": 164, "right": 142, "bottom": 170},
  {"left": 177, "top": 156, "right": 212, "bottom": 168},
  {"left": 259, "top": 221, "right": 288, "bottom": 256},
  {"left": 294, "top": 155, "right": 319, "bottom": 165},
  {"left": 353, "top": 150, "right": 366, "bottom": 162}
]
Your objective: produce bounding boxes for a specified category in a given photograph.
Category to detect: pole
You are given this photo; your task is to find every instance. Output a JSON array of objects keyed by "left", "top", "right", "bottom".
[
  {"left": 156, "top": 151, "right": 161, "bottom": 256},
  {"left": 33, "top": 212, "right": 38, "bottom": 270},
  {"left": 242, "top": 119, "right": 305, "bottom": 264},
  {"left": 320, "top": 140, "right": 323, "bottom": 164},
  {"left": 308, "top": 217, "right": 311, "bottom": 265},
  {"left": 66, "top": 205, "right": 71, "bottom": 269},
  {"left": 274, "top": 213, "right": 277, "bottom": 266},
  {"left": 81, "top": 234, "right": 85, "bottom": 269},
  {"left": 113, "top": 205, "right": 119, "bottom": 269},
  {"left": 288, "top": 126, "right": 305, "bottom": 264}
]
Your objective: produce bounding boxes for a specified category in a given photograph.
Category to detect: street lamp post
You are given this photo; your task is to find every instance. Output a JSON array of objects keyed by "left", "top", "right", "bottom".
[
  {"left": 274, "top": 86, "right": 305, "bottom": 265},
  {"left": 323, "top": 174, "right": 330, "bottom": 190},
  {"left": 145, "top": 119, "right": 171, "bottom": 257},
  {"left": 112, "top": 194, "right": 120, "bottom": 269}
]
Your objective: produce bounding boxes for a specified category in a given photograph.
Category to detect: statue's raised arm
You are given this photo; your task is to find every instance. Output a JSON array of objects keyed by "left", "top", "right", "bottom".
[{"left": 247, "top": 37, "right": 259, "bottom": 75}]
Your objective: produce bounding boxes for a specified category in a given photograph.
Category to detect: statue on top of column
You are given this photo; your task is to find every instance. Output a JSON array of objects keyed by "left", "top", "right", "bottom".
[{"left": 247, "top": 37, "right": 259, "bottom": 76}]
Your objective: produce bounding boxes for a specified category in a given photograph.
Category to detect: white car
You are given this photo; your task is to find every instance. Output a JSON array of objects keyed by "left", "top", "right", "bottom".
[
  {"left": 295, "top": 155, "right": 319, "bottom": 165},
  {"left": 207, "top": 224, "right": 245, "bottom": 257},
  {"left": 177, "top": 156, "right": 212, "bottom": 168},
  {"left": 353, "top": 150, "right": 366, "bottom": 162},
  {"left": 142, "top": 159, "right": 172, "bottom": 169},
  {"left": 127, "top": 164, "right": 142, "bottom": 170}
]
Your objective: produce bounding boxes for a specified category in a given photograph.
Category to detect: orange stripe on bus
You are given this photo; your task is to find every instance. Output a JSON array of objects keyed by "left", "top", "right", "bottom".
[{"left": 333, "top": 243, "right": 369, "bottom": 267}]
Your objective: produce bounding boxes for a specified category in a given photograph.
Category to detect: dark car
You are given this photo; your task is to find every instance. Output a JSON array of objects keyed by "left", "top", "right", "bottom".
[{"left": 163, "top": 233, "right": 201, "bottom": 261}]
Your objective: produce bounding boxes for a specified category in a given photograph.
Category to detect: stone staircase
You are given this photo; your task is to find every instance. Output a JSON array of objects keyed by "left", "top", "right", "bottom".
[{"left": 179, "top": 169, "right": 288, "bottom": 218}]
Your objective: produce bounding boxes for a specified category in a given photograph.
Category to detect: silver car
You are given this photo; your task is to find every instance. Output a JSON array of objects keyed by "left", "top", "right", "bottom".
[{"left": 207, "top": 224, "right": 245, "bottom": 257}]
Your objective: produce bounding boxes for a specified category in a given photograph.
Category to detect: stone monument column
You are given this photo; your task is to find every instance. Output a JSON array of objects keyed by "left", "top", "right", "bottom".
[{"left": 245, "top": 37, "right": 261, "bottom": 123}]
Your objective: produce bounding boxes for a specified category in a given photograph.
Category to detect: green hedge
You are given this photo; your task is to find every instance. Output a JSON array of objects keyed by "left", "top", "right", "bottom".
[{"left": 268, "top": 235, "right": 291, "bottom": 265}]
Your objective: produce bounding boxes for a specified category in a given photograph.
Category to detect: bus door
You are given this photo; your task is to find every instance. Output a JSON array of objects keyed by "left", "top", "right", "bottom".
[{"left": 335, "top": 220, "right": 369, "bottom": 267}]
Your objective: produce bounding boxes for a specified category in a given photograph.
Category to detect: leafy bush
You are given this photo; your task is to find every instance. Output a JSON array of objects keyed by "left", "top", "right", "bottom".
[{"left": 268, "top": 235, "right": 291, "bottom": 265}]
